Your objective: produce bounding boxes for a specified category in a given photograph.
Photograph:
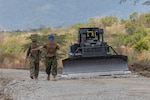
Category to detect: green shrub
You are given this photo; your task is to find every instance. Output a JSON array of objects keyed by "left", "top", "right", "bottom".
[{"left": 134, "top": 40, "right": 149, "bottom": 52}]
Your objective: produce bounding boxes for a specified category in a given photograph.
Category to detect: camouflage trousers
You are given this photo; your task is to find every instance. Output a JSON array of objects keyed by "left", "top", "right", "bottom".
[
  {"left": 45, "top": 56, "right": 57, "bottom": 77},
  {"left": 29, "top": 58, "right": 39, "bottom": 78}
]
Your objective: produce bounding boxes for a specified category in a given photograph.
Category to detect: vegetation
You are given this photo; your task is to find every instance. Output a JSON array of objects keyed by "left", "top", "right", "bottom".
[
  {"left": 0, "top": 12, "right": 150, "bottom": 76},
  {"left": 120, "top": 0, "right": 150, "bottom": 5}
]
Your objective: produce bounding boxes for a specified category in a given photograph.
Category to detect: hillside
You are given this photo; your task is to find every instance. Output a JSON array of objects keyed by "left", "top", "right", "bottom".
[
  {"left": 0, "top": 0, "right": 150, "bottom": 30},
  {"left": 0, "top": 12, "right": 150, "bottom": 77}
]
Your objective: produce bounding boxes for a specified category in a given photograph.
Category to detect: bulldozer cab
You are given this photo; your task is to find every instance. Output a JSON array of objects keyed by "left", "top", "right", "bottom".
[
  {"left": 87, "top": 31, "right": 95, "bottom": 39},
  {"left": 78, "top": 28, "right": 104, "bottom": 46}
]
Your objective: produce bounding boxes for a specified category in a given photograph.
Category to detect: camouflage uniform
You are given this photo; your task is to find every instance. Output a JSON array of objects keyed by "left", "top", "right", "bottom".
[
  {"left": 26, "top": 44, "right": 41, "bottom": 79},
  {"left": 43, "top": 41, "right": 59, "bottom": 79},
  {"left": 45, "top": 56, "right": 57, "bottom": 76}
]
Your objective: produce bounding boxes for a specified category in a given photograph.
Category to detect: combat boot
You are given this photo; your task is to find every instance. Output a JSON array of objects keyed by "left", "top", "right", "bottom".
[
  {"left": 52, "top": 76, "right": 57, "bottom": 81},
  {"left": 35, "top": 76, "right": 38, "bottom": 80},
  {"left": 47, "top": 74, "right": 50, "bottom": 81},
  {"left": 30, "top": 76, "right": 34, "bottom": 79}
]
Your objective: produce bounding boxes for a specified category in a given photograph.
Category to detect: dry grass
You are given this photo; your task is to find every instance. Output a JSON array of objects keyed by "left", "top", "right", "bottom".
[
  {"left": 105, "top": 24, "right": 125, "bottom": 34},
  {"left": 1, "top": 27, "right": 150, "bottom": 77}
]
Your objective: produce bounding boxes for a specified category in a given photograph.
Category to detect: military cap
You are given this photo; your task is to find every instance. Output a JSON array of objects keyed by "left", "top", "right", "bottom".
[{"left": 32, "top": 39, "right": 37, "bottom": 42}]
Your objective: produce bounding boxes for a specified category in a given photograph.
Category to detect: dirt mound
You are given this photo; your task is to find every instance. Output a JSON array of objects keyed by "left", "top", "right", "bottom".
[{"left": 129, "top": 63, "right": 150, "bottom": 77}]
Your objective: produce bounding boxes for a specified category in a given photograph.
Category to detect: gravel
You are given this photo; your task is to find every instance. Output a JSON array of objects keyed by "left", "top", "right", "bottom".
[{"left": 1, "top": 68, "right": 150, "bottom": 100}]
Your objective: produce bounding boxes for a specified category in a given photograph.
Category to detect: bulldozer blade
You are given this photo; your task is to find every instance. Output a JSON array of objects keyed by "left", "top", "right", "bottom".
[{"left": 62, "top": 55, "right": 128, "bottom": 74}]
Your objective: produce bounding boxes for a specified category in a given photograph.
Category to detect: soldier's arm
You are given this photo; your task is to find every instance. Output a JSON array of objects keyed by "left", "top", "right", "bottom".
[
  {"left": 31, "top": 46, "right": 44, "bottom": 52},
  {"left": 25, "top": 46, "right": 31, "bottom": 63},
  {"left": 57, "top": 44, "right": 68, "bottom": 54},
  {"left": 26, "top": 46, "right": 31, "bottom": 58}
]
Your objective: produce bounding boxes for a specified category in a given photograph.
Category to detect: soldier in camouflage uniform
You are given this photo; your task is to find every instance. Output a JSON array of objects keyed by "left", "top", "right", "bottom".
[
  {"left": 25, "top": 39, "right": 41, "bottom": 80},
  {"left": 31, "top": 34, "right": 66, "bottom": 81}
]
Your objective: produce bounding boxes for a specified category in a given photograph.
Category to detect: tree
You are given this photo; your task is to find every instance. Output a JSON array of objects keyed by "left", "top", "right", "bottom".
[
  {"left": 100, "top": 16, "right": 118, "bottom": 27},
  {"left": 138, "top": 12, "right": 150, "bottom": 28},
  {"left": 120, "top": 0, "right": 150, "bottom": 5},
  {"left": 40, "top": 27, "right": 51, "bottom": 34},
  {"left": 88, "top": 17, "right": 102, "bottom": 28},
  {"left": 124, "top": 26, "right": 147, "bottom": 47},
  {"left": 134, "top": 40, "right": 149, "bottom": 52},
  {"left": 71, "top": 23, "right": 87, "bottom": 29},
  {"left": 129, "top": 12, "right": 138, "bottom": 21},
  {"left": 124, "top": 12, "right": 146, "bottom": 35},
  {"left": 22, "top": 33, "right": 68, "bottom": 52}
]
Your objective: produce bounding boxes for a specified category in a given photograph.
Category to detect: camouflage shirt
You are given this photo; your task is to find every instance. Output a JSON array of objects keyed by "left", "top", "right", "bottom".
[{"left": 26, "top": 44, "right": 41, "bottom": 60}]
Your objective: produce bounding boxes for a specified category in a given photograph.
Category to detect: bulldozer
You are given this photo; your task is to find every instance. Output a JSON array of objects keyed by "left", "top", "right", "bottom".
[{"left": 62, "top": 27, "right": 129, "bottom": 75}]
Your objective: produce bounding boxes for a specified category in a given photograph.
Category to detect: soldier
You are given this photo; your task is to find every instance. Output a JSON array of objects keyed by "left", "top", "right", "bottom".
[
  {"left": 31, "top": 34, "right": 66, "bottom": 81},
  {"left": 25, "top": 39, "right": 41, "bottom": 80},
  {"left": 88, "top": 32, "right": 94, "bottom": 39}
]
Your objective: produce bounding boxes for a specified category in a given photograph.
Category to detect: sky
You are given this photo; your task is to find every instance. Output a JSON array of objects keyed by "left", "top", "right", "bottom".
[{"left": 0, "top": 0, "right": 149, "bottom": 30}]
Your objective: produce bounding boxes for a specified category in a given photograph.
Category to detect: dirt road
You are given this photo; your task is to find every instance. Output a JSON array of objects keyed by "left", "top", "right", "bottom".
[{"left": 0, "top": 68, "right": 150, "bottom": 100}]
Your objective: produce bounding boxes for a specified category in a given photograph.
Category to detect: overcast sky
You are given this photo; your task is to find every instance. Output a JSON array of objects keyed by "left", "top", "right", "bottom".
[{"left": 0, "top": 0, "right": 149, "bottom": 30}]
